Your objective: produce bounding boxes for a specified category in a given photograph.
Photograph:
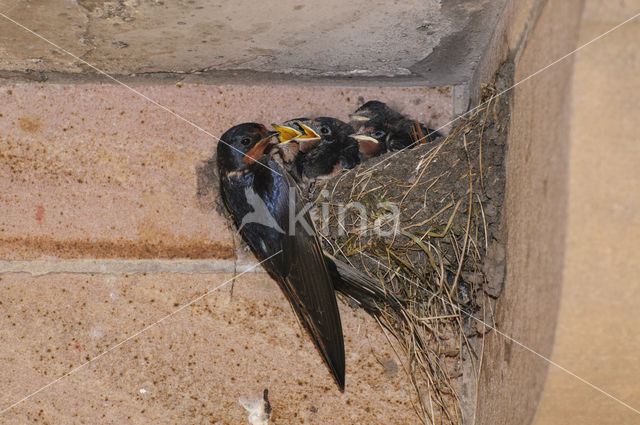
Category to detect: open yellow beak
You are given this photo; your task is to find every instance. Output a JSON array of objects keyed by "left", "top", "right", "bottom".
[
  {"left": 292, "top": 121, "right": 322, "bottom": 142},
  {"left": 291, "top": 121, "right": 321, "bottom": 142},
  {"left": 349, "top": 114, "right": 370, "bottom": 122},
  {"left": 350, "top": 134, "right": 380, "bottom": 144},
  {"left": 272, "top": 124, "right": 302, "bottom": 143},
  {"left": 350, "top": 133, "right": 382, "bottom": 157}
]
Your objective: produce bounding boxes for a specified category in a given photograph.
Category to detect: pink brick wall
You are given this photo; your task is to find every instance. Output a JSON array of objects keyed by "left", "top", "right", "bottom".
[{"left": 0, "top": 83, "right": 452, "bottom": 260}]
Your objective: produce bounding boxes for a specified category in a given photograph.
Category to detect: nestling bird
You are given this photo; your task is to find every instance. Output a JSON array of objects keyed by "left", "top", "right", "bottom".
[
  {"left": 348, "top": 121, "right": 389, "bottom": 159},
  {"left": 349, "top": 100, "right": 442, "bottom": 151},
  {"left": 272, "top": 118, "right": 311, "bottom": 147},
  {"left": 350, "top": 119, "right": 436, "bottom": 153},
  {"left": 272, "top": 117, "right": 361, "bottom": 183},
  {"left": 349, "top": 100, "right": 404, "bottom": 128},
  {"left": 386, "top": 119, "right": 442, "bottom": 150}
]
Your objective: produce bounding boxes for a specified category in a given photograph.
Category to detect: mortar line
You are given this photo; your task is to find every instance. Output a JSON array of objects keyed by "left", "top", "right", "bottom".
[
  {"left": 355, "top": 10, "right": 640, "bottom": 177},
  {"left": 0, "top": 250, "right": 282, "bottom": 415},
  {"left": 356, "top": 250, "right": 640, "bottom": 416},
  {"left": 0, "top": 11, "right": 281, "bottom": 176},
  {"left": 0, "top": 258, "right": 266, "bottom": 276}
]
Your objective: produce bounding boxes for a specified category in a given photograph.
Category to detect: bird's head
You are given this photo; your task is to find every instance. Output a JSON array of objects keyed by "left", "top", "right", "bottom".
[
  {"left": 217, "top": 123, "right": 279, "bottom": 172},
  {"left": 349, "top": 100, "right": 395, "bottom": 124},
  {"left": 349, "top": 122, "right": 388, "bottom": 158},
  {"left": 298, "top": 117, "right": 353, "bottom": 147},
  {"left": 272, "top": 123, "right": 304, "bottom": 143}
]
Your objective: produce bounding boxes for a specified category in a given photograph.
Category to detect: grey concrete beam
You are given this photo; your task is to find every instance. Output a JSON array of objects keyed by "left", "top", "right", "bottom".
[{"left": 0, "top": 0, "right": 507, "bottom": 112}]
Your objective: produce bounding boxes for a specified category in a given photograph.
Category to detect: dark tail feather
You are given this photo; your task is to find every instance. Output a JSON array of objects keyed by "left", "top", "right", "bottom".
[
  {"left": 410, "top": 121, "right": 443, "bottom": 146},
  {"left": 325, "top": 254, "right": 406, "bottom": 318},
  {"left": 426, "top": 127, "right": 443, "bottom": 140},
  {"left": 325, "top": 255, "right": 431, "bottom": 355},
  {"left": 417, "top": 122, "right": 443, "bottom": 143},
  {"left": 326, "top": 254, "right": 454, "bottom": 418}
]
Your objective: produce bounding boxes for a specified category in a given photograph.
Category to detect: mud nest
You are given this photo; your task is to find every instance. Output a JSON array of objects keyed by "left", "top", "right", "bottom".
[{"left": 306, "top": 65, "right": 512, "bottom": 424}]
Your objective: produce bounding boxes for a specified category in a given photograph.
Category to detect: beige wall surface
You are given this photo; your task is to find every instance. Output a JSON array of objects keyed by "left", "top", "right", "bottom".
[
  {"left": 0, "top": 84, "right": 449, "bottom": 261},
  {"left": 0, "top": 4, "right": 455, "bottom": 424},
  {"left": 533, "top": 1, "right": 640, "bottom": 424},
  {"left": 475, "top": 1, "right": 583, "bottom": 424},
  {"left": 0, "top": 273, "right": 422, "bottom": 424}
]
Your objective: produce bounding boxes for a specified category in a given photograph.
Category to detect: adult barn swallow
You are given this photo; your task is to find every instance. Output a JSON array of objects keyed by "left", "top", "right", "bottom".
[{"left": 217, "top": 123, "right": 345, "bottom": 389}]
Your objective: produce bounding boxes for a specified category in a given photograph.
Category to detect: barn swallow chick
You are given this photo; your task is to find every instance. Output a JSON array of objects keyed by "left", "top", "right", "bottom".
[
  {"left": 273, "top": 117, "right": 360, "bottom": 183},
  {"left": 217, "top": 123, "right": 345, "bottom": 389},
  {"left": 349, "top": 121, "right": 389, "bottom": 159},
  {"left": 388, "top": 119, "right": 442, "bottom": 149},
  {"left": 272, "top": 121, "right": 304, "bottom": 143},
  {"left": 349, "top": 100, "right": 442, "bottom": 148},
  {"left": 271, "top": 118, "right": 323, "bottom": 165},
  {"left": 274, "top": 118, "right": 328, "bottom": 153},
  {"left": 272, "top": 118, "right": 313, "bottom": 145},
  {"left": 349, "top": 100, "right": 404, "bottom": 128},
  {"left": 351, "top": 119, "right": 440, "bottom": 154}
]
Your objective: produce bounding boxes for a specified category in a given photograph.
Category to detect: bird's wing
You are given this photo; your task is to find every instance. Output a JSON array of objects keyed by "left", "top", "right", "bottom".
[
  {"left": 280, "top": 222, "right": 345, "bottom": 389},
  {"left": 254, "top": 161, "right": 346, "bottom": 389}
]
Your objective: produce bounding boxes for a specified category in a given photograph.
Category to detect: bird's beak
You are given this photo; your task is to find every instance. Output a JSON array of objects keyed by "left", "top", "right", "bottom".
[
  {"left": 243, "top": 131, "right": 279, "bottom": 164},
  {"left": 291, "top": 121, "right": 321, "bottom": 142},
  {"left": 350, "top": 134, "right": 381, "bottom": 157},
  {"left": 349, "top": 114, "right": 370, "bottom": 122},
  {"left": 259, "top": 130, "right": 280, "bottom": 143},
  {"left": 349, "top": 134, "right": 379, "bottom": 144},
  {"left": 272, "top": 124, "right": 302, "bottom": 143}
]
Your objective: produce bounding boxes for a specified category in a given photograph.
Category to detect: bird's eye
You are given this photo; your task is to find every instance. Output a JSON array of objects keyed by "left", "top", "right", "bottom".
[
  {"left": 319, "top": 126, "right": 330, "bottom": 135},
  {"left": 373, "top": 130, "right": 385, "bottom": 138},
  {"left": 240, "top": 137, "right": 252, "bottom": 146}
]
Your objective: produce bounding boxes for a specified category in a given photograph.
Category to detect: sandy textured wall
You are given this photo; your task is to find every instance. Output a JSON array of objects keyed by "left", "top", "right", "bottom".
[
  {"left": 475, "top": 1, "right": 583, "bottom": 424},
  {"left": 532, "top": 1, "right": 640, "bottom": 423}
]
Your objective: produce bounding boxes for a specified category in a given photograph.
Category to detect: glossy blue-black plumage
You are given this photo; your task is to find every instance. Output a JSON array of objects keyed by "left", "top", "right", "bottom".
[{"left": 217, "top": 123, "right": 345, "bottom": 389}]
